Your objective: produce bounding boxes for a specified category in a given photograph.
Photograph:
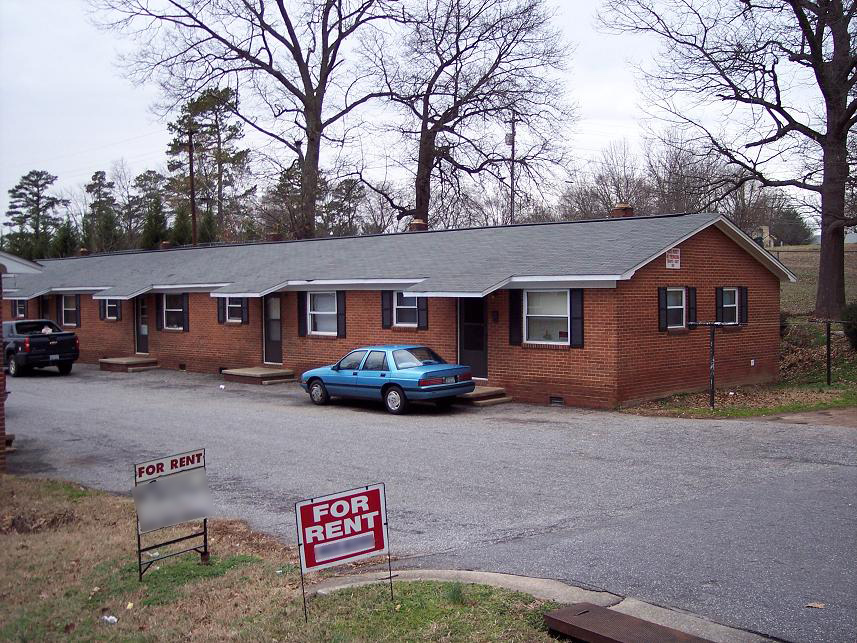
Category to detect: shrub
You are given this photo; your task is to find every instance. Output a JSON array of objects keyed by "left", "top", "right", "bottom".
[
  {"left": 843, "top": 302, "right": 857, "bottom": 351},
  {"left": 779, "top": 311, "right": 789, "bottom": 338}
]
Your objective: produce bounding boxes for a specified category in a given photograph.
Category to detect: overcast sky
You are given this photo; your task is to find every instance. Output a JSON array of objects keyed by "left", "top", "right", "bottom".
[{"left": 0, "top": 0, "right": 654, "bottom": 218}]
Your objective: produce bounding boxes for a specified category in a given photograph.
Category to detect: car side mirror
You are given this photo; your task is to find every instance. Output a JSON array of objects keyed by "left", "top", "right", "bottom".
[{"left": 331, "top": 363, "right": 339, "bottom": 371}]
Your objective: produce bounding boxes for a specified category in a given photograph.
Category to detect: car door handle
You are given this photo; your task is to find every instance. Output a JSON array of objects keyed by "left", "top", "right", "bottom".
[
  {"left": 352, "top": 371, "right": 359, "bottom": 375},
  {"left": 380, "top": 373, "right": 386, "bottom": 377}
]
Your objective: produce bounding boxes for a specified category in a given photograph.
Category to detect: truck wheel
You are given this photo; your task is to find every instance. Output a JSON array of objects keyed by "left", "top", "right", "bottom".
[
  {"left": 58, "top": 362, "right": 73, "bottom": 376},
  {"left": 8, "top": 355, "right": 23, "bottom": 377},
  {"left": 383, "top": 385, "right": 408, "bottom": 415},
  {"left": 308, "top": 380, "right": 329, "bottom": 405}
]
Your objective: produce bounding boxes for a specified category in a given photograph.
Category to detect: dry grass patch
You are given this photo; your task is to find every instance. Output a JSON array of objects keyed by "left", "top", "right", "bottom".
[{"left": 0, "top": 476, "right": 559, "bottom": 641}]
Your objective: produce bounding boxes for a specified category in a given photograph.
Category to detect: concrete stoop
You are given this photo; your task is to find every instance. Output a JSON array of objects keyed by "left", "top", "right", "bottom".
[
  {"left": 221, "top": 366, "right": 295, "bottom": 385},
  {"left": 311, "top": 570, "right": 772, "bottom": 643},
  {"left": 99, "top": 356, "right": 158, "bottom": 373},
  {"left": 456, "top": 386, "right": 513, "bottom": 407}
]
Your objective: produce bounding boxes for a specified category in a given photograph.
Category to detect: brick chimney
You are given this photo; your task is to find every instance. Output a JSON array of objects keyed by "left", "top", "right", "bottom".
[
  {"left": 610, "top": 203, "right": 634, "bottom": 218},
  {"left": 160, "top": 241, "right": 173, "bottom": 250},
  {"left": 408, "top": 217, "right": 428, "bottom": 232},
  {"left": 78, "top": 247, "right": 90, "bottom": 256}
]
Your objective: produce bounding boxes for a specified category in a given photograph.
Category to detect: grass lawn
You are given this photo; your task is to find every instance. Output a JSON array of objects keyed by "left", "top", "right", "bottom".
[
  {"left": 775, "top": 244, "right": 857, "bottom": 315},
  {"left": 0, "top": 477, "right": 559, "bottom": 642}
]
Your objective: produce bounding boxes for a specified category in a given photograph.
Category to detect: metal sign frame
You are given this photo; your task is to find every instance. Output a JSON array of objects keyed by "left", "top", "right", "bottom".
[
  {"left": 133, "top": 448, "right": 209, "bottom": 581},
  {"left": 294, "top": 482, "right": 393, "bottom": 621}
]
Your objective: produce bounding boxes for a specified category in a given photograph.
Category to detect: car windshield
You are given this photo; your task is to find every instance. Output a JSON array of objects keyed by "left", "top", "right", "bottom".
[
  {"left": 392, "top": 347, "right": 446, "bottom": 369},
  {"left": 16, "top": 321, "right": 62, "bottom": 334}
]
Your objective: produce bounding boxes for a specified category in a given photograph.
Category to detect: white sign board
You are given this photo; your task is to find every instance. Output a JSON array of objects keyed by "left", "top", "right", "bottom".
[
  {"left": 132, "top": 448, "right": 212, "bottom": 534},
  {"left": 666, "top": 248, "right": 681, "bottom": 269}
]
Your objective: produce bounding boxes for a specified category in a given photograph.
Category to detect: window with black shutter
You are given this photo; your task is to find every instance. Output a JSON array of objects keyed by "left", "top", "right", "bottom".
[
  {"left": 381, "top": 291, "right": 393, "bottom": 328},
  {"left": 508, "top": 290, "right": 522, "bottom": 345},
  {"left": 336, "top": 291, "right": 346, "bottom": 338},
  {"left": 570, "top": 289, "right": 584, "bottom": 347}
]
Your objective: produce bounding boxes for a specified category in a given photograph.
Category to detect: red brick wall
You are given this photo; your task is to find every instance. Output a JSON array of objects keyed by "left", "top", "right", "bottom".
[
  {"left": 281, "top": 291, "right": 458, "bottom": 376},
  {"left": 615, "top": 225, "right": 781, "bottom": 404},
  {"left": 484, "top": 289, "right": 621, "bottom": 407}
]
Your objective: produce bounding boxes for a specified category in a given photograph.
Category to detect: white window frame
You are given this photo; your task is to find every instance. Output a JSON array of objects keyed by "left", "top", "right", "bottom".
[
  {"left": 226, "top": 297, "right": 244, "bottom": 323},
  {"left": 722, "top": 287, "right": 739, "bottom": 325},
  {"left": 393, "top": 291, "right": 419, "bottom": 327},
  {"left": 163, "top": 294, "right": 185, "bottom": 331},
  {"left": 14, "top": 300, "right": 26, "bottom": 318},
  {"left": 524, "top": 289, "right": 570, "bottom": 345},
  {"left": 105, "top": 299, "right": 120, "bottom": 320},
  {"left": 62, "top": 295, "right": 78, "bottom": 327},
  {"left": 666, "top": 287, "right": 686, "bottom": 329},
  {"left": 308, "top": 291, "right": 337, "bottom": 336}
]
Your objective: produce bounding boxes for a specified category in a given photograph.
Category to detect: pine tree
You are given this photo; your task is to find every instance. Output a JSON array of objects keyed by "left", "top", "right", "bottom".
[
  {"left": 171, "top": 203, "right": 192, "bottom": 246},
  {"left": 50, "top": 217, "right": 81, "bottom": 257},
  {"left": 198, "top": 208, "right": 217, "bottom": 244},
  {"left": 140, "top": 193, "right": 168, "bottom": 249},
  {"left": 84, "top": 171, "right": 120, "bottom": 252},
  {"left": 4, "top": 170, "right": 68, "bottom": 259}
]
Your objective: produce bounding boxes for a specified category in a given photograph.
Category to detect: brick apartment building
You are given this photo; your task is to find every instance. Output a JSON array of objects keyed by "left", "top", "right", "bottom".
[{"left": 2, "top": 212, "right": 795, "bottom": 408}]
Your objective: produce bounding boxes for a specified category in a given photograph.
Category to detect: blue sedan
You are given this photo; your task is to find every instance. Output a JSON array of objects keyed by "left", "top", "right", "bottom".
[{"left": 299, "top": 345, "right": 475, "bottom": 414}]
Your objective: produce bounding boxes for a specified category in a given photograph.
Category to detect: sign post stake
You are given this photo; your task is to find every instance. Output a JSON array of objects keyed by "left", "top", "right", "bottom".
[
  {"left": 295, "top": 499, "right": 309, "bottom": 623},
  {"left": 382, "top": 484, "right": 394, "bottom": 602}
]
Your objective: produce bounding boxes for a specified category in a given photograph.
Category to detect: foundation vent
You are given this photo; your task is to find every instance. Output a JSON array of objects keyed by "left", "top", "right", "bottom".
[
  {"left": 179, "top": 363, "right": 187, "bottom": 371},
  {"left": 549, "top": 396, "right": 565, "bottom": 407}
]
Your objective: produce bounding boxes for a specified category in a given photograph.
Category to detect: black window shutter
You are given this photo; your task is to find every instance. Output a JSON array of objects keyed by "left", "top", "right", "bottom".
[
  {"left": 156, "top": 295, "right": 163, "bottom": 330},
  {"left": 182, "top": 293, "right": 190, "bottom": 332},
  {"left": 687, "top": 287, "right": 697, "bottom": 325},
  {"left": 509, "top": 289, "right": 523, "bottom": 345},
  {"left": 99, "top": 300, "right": 105, "bottom": 320},
  {"left": 658, "top": 287, "right": 667, "bottom": 332},
  {"left": 75, "top": 295, "right": 81, "bottom": 327},
  {"left": 570, "top": 289, "right": 584, "bottom": 348},
  {"left": 23, "top": 299, "right": 28, "bottom": 318},
  {"left": 297, "top": 292, "right": 307, "bottom": 337},
  {"left": 115, "top": 300, "right": 122, "bottom": 321},
  {"left": 381, "top": 291, "right": 393, "bottom": 328},
  {"left": 417, "top": 297, "right": 428, "bottom": 330},
  {"left": 217, "top": 298, "right": 225, "bottom": 324},
  {"left": 715, "top": 287, "right": 724, "bottom": 323},
  {"left": 241, "top": 298, "right": 249, "bottom": 325},
  {"left": 336, "top": 291, "right": 346, "bottom": 338},
  {"left": 739, "top": 286, "right": 748, "bottom": 324},
  {"left": 55, "top": 295, "right": 62, "bottom": 324}
]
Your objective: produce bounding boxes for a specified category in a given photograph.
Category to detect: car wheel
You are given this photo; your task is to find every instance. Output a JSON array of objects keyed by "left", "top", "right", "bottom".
[
  {"left": 58, "top": 362, "right": 73, "bottom": 376},
  {"left": 384, "top": 385, "right": 408, "bottom": 415},
  {"left": 309, "top": 380, "right": 330, "bottom": 405},
  {"left": 8, "top": 355, "right": 22, "bottom": 377}
]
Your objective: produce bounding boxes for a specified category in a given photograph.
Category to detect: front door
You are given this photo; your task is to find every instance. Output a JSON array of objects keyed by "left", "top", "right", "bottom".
[
  {"left": 263, "top": 294, "right": 282, "bottom": 364},
  {"left": 135, "top": 296, "right": 149, "bottom": 353},
  {"left": 458, "top": 298, "right": 487, "bottom": 379}
]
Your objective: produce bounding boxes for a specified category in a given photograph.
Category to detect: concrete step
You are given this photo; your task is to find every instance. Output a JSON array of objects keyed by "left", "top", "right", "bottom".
[
  {"left": 458, "top": 386, "right": 507, "bottom": 402},
  {"left": 222, "top": 366, "right": 296, "bottom": 385},
  {"left": 470, "top": 396, "right": 514, "bottom": 407},
  {"left": 126, "top": 366, "right": 160, "bottom": 373},
  {"left": 100, "top": 357, "right": 158, "bottom": 372}
]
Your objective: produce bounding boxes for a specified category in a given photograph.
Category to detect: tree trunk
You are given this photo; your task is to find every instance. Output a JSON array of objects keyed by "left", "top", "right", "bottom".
[
  {"left": 414, "top": 128, "right": 437, "bottom": 225},
  {"left": 297, "top": 113, "right": 321, "bottom": 239},
  {"left": 816, "top": 138, "right": 847, "bottom": 320}
]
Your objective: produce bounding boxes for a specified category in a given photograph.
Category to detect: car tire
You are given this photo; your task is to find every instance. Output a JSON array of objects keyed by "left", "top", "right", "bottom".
[
  {"left": 308, "top": 380, "right": 330, "bottom": 405},
  {"left": 384, "top": 385, "right": 408, "bottom": 415},
  {"left": 8, "top": 355, "right": 23, "bottom": 377},
  {"left": 58, "top": 362, "right": 73, "bottom": 376}
]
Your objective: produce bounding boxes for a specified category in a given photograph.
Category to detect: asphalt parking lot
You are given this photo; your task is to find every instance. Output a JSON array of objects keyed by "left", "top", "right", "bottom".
[{"left": 6, "top": 364, "right": 856, "bottom": 642}]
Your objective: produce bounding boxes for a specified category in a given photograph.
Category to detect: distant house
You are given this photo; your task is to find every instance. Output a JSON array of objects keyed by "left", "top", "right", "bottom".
[{"left": 3, "top": 211, "right": 795, "bottom": 408}]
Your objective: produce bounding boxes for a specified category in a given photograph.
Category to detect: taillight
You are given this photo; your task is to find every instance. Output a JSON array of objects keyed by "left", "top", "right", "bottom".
[
  {"left": 74, "top": 336, "right": 80, "bottom": 350},
  {"left": 418, "top": 377, "right": 444, "bottom": 387},
  {"left": 458, "top": 372, "right": 472, "bottom": 382},
  {"left": 23, "top": 337, "right": 30, "bottom": 353}
]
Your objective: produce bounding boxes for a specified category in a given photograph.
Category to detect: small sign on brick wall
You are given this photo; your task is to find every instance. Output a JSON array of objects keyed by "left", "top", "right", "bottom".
[{"left": 666, "top": 248, "right": 681, "bottom": 269}]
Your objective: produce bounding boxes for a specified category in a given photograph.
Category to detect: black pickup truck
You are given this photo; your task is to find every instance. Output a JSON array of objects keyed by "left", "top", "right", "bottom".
[{"left": 2, "top": 319, "right": 79, "bottom": 376}]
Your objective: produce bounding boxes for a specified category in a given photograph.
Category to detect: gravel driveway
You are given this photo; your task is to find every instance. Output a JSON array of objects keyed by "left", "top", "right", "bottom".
[{"left": 6, "top": 365, "right": 856, "bottom": 642}]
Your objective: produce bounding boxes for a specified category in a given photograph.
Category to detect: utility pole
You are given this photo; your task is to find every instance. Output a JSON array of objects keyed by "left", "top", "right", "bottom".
[
  {"left": 506, "top": 112, "right": 517, "bottom": 224},
  {"left": 188, "top": 127, "right": 198, "bottom": 246}
]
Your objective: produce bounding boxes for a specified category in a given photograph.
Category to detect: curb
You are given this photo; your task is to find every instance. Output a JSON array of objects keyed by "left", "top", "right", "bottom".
[{"left": 311, "top": 569, "right": 773, "bottom": 643}]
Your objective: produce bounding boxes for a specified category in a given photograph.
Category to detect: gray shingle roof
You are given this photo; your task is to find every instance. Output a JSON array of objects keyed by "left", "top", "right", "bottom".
[{"left": 1, "top": 213, "right": 794, "bottom": 299}]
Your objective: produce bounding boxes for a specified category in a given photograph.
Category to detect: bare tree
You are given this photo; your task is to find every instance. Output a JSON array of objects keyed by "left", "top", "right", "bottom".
[
  {"left": 94, "top": 0, "right": 393, "bottom": 239},
  {"left": 599, "top": 0, "right": 857, "bottom": 318},
  {"left": 362, "top": 0, "right": 573, "bottom": 227}
]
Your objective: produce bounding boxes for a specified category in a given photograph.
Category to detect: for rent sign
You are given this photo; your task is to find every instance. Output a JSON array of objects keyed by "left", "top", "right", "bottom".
[
  {"left": 295, "top": 483, "right": 388, "bottom": 573},
  {"left": 135, "top": 449, "right": 205, "bottom": 483}
]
